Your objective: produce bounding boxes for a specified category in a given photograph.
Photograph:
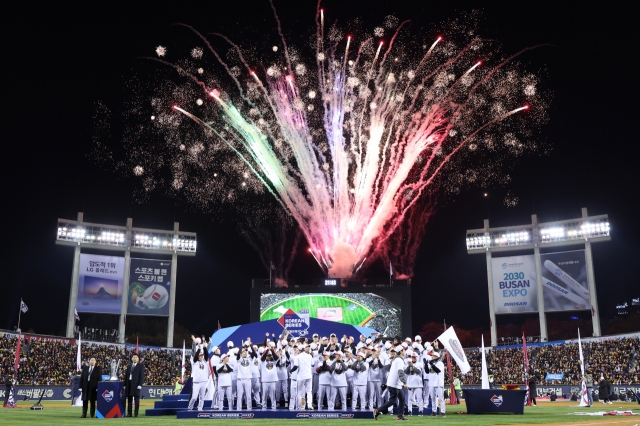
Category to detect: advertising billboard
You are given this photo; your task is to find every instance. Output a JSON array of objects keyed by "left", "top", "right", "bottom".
[
  {"left": 77, "top": 254, "right": 124, "bottom": 314},
  {"left": 540, "top": 250, "right": 590, "bottom": 312},
  {"left": 127, "top": 258, "right": 172, "bottom": 316},
  {"left": 491, "top": 255, "right": 538, "bottom": 314}
]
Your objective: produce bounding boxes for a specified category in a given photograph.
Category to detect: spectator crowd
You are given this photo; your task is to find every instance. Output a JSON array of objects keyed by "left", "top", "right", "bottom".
[
  {"left": 456, "top": 337, "right": 639, "bottom": 386},
  {"left": 1, "top": 331, "right": 638, "bottom": 387},
  {"left": 0, "top": 333, "right": 190, "bottom": 386}
]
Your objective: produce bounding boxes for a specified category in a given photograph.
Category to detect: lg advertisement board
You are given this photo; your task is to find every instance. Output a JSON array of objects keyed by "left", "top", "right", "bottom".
[{"left": 77, "top": 254, "right": 125, "bottom": 314}]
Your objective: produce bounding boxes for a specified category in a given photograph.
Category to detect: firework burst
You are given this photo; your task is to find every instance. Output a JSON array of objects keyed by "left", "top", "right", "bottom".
[{"left": 99, "top": 4, "right": 549, "bottom": 280}]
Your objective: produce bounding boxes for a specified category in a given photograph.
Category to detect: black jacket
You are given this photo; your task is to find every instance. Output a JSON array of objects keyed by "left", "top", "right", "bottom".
[
  {"left": 125, "top": 362, "right": 145, "bottom": 397},
  {"left": 80, "top": 364, "right": 102, "bottom": 401}
]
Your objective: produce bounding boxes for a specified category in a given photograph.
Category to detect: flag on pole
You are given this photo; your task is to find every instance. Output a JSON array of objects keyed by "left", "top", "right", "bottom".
[
  {"left": 389, "top": 262, "right": 393, "bottom": 276},
  {"left": 76, "top": 333, "right": 82, "bottom": 371},
  {"left": 523, "top": 332, "right": 532, "bottom": 406},
  {"left": 14, "top": 333, "right": 22, "bottom": 374},
  {"left": 3, "top": 382, "right": 17, "bottom": 408},
  {"left": 20, "top": 300, "right": 28, "bottom": 313},
  {"left": 181, "top": 340, "right": 186, "bottom": 382},
  {"left": 136, "top": 336, "right": 139, "bottom": 354},
  {"left": 75, "top": 308, "right": 80, "bottom": 322},
  {"left": 578, "top": 329, "right": 590, "bottom": 406},
  {"left": 437, "top": 326, "right": 471, "bottom": 374},
  {"left": 481, "top": 335, "right": 489, "bottom": 389},
  {"left": 446, "top": 351, "right": 457, "bottom": 404},
  {"left": 270, "top": 261, "right": 276, "bottom": 270}
]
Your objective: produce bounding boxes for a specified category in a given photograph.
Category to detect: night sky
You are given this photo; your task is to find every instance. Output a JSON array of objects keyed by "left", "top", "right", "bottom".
[{"left": 3, "top": 1, "right": 638, "bottom": 340}]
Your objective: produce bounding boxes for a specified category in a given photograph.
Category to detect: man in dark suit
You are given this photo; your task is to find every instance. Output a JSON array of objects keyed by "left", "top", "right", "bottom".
[
  {"left": 80, "top": 357, "right": 102, "bottom": 418},
  {"left": 124, "top": 354, "right": 145, "bottom": 417}
]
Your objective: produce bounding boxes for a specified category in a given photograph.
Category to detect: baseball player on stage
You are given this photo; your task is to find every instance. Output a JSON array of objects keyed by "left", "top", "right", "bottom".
[{"left": 188, "top": 342, "right": 211, "bottom": 411}]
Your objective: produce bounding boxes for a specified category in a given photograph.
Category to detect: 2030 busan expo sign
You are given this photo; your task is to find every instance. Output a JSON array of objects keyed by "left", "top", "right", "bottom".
[{"left": 492, "top": 255, "right": 538, "bottom": 314}]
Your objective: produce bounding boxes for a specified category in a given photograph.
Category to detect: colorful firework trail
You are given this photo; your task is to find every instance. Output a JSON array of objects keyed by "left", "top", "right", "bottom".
[{"left": 107, "top": 4, "right": 548, "bottom": 279}]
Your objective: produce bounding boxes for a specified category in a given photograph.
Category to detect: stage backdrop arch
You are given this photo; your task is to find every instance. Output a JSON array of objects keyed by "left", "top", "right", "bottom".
[{"left": 210, "top": 318, "right": 376, "bottom": 350}]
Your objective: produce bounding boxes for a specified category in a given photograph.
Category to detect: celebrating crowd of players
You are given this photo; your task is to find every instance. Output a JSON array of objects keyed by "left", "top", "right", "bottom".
[{"left": 188, "top": 331, "right": 449, "bottom": 420}]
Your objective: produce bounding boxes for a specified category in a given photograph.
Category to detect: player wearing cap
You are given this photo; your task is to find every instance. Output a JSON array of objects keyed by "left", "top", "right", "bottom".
[
  {"left": 329, "top": 351, "right": 348, "bottom": 410},
  {"left": 260, "top": 346, "right": 279, "bottom": 409},
  {"left": 343, "top": 349, "right": 355, "bottom": 402},
  {"left": 405, "top": 353, "right": 424, "bottom": 416},
  {"left": 216, "top": 353, "right": 234, "bottom": 410},
  {"left": 296, "top": 345, "right": 314, "bottom": 410},
  {"left": 356, "top": 335, "right": 367, "bottom": 351},
  {"left": 374, "top": 347, "right": 408, "bottom": 421},
  {"left": 287, "top": 345, "right": 300, "bottom": 410},
  {"left": 188, "top": 344, "right": 211, "bottom": 411},
  {"left": 248, "top": 345, "right": 261, "bottom": 408},
  {"left": 235, "top": 343, "right": 255, "bottom": 410},
  {"left": 225, "top": 341, "right": 239, "bottom": 402},
  {"left": 367, "top": 348, "right": 383, "bottom": 410},
  {"left": 432, "top": 353, "right": 446, "bottom": 417},
  {"left": 315, "top": 351, "right": 332, "bottom": 409},
  {"left": 423, "top": 345, "right": 439, "bottom": 412},
  {"left": 310, "top": 342, "right": 320, "bottom": 406},
  {"left": 351, "top": 352, "right": 368, "bottom": 410},
  {"left": 208, "top": 346, "right": 221, "bottom": 409},
  {"left": 275, "top": 347, "right": 290, "bottom": 407}
]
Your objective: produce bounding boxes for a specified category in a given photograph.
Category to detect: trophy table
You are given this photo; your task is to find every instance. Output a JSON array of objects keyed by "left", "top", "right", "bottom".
[{"left": 97, "top": 360, "right": 126, "bottom": 418}]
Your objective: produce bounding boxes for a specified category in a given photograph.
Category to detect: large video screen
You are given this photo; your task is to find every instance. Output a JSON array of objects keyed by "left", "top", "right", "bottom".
[{"left": 251, "top": 288, "right": 411, "bottom": 338}]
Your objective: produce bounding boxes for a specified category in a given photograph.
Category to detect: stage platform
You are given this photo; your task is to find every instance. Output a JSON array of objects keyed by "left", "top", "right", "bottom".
[{"left": 146, "top": 392, "right": 437, "bottom": 418}]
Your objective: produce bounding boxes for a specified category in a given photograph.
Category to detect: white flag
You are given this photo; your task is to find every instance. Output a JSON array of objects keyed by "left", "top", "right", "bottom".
[
  {"left": 75, "top": 308, "right": 80, "bottom": 322},
  {"left": 181, "top": 340, "right": 186, "bottom": 382},
  {"left": 76, "top": 333, "right": 82, "bottom": 372},
  {"left": 481, "top": 335, "right": 490, "bottom": 389},
  {"left": 437, "top": 326, "right": 471, "bottom": 374},
  {"left": 20, "top": 300, "right": 28, "bottom": 313},
  {"left": 578, "top": 329, "right": 590, "bottom": 406}
]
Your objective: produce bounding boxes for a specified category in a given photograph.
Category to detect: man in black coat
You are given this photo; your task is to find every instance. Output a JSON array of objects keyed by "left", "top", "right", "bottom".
[
  {"left": 124, "top": 354, "right": 145, "bottom": 417},
  {"left": 598, "top": 375, "right": 611, "bottom": 404},
  {"left": 3, "top": 374, "right": 12, "bottom": 407},
  {"left": 80, "top": 358, "right": 102, "bottom": 418}
]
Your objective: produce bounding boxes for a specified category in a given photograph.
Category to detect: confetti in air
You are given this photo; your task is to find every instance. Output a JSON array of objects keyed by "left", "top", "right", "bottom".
[{"left": 101, "top": 5, "right": 549, "bottom": 279}]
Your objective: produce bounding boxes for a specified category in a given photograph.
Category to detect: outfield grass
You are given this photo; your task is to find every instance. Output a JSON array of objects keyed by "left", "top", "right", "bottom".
[
  {"left": 1, "top": 400, "right": 638, "bottom": 425},
  {"left": 260, "top": 295, "right": 373, "bottom": 326}
]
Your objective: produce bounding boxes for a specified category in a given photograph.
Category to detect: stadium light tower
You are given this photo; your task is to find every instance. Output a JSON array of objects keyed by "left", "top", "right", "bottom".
[
  {"left": 466, "top": 207, "right": 610, "bottom": 347},
  {"left": 56, "top": 212, "right": 197, "bottom": 347}
]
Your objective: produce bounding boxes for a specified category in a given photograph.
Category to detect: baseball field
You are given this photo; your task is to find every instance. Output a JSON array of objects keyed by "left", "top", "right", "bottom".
[{"left": 1, "top": 400, "right": 638, "bottom": 425}]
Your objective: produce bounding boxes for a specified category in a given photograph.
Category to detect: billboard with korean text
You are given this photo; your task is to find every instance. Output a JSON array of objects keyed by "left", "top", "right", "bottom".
[
  {"left": 127, "top": 258, "right": 172, "bottom": 316},
  {"left": 77, "top": 254, "right": 125, "bottom": 314}
]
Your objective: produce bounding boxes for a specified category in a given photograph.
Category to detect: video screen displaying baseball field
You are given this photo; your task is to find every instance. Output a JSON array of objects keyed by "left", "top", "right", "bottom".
[{"left": 258, "top": 291, "right": 405, "bottom": 337}]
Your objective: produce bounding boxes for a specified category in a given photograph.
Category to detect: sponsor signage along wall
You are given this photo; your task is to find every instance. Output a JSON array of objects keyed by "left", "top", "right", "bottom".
[
  {"left": 127, "top": 258, "right": 172, "bottom": 316},
  {"left": 77, "top": 254, "right": 125, "bottom": 314},
  {"left": 4, "top": 384, "right": 636, "bottom": 401},
  {"left": 540, "top": 250, "right": 590, "bottom": 312},
  {"left": 0, "top": 386, "right": 174, "bottom": 401},
  {"left": 491, "top": 255, "right": 538, "bottom": 314}
]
